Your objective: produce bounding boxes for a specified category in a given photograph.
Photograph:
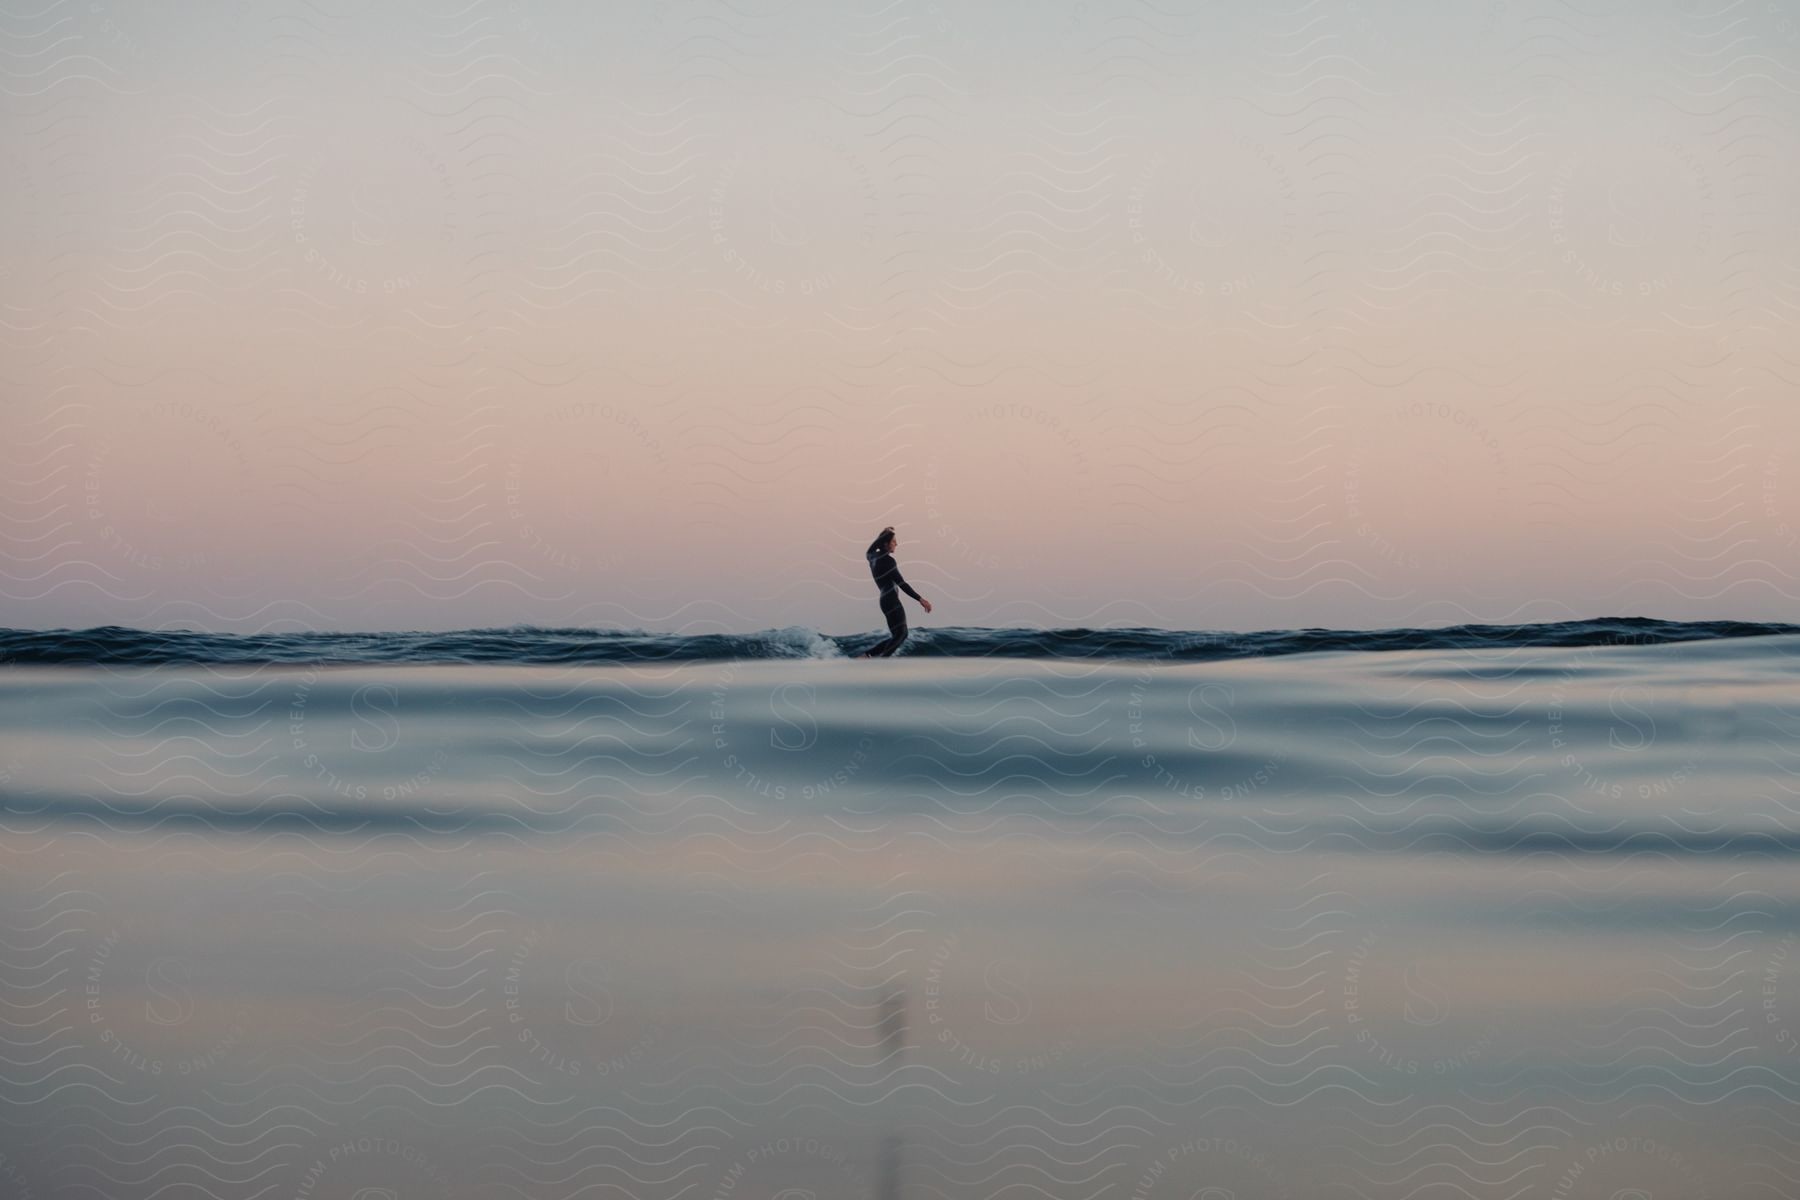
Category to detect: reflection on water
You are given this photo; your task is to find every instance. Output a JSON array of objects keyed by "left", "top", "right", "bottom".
[{"left": 1, "top": 636, "right": 1798, "bottom": 1197}]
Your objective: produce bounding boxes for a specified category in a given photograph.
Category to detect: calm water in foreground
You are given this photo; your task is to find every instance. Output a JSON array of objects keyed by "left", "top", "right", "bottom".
[{"left": 2, "top": 632, "right": 1798, "bottom": 1198}]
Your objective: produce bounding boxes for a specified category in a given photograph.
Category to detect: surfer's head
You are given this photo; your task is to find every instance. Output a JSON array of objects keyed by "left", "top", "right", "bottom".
[{"left": 879, "top": 527, "right": 897, "bottom": 552}]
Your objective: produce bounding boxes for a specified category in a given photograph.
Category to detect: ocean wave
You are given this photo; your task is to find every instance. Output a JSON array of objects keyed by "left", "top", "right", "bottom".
[{"left": 1, "top": 616, "right": 1795, "bottom": 667}]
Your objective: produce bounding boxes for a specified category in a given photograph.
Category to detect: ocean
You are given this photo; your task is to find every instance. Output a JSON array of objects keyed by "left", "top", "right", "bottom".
[{"left": 1, "top": 618, "right": 1797, "bottom": 1198}]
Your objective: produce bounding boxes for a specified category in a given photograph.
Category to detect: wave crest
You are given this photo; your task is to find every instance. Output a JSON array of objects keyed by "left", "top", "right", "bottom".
[{"left": 1, "top": 617, "right": 1795, "bottom": 667}]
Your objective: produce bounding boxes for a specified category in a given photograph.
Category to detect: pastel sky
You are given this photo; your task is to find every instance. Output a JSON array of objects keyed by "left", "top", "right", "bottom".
[{"left": 4, "top": 0, "right": 1799, "bottom": 634}]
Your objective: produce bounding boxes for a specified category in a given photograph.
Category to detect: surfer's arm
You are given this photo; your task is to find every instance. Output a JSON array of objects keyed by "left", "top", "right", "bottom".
[
  {"left": 892, "top": 568, "right": 923, "bottom": 603},
  {"left": 866, "top": 529, "right": 892, "bottom": 561}
]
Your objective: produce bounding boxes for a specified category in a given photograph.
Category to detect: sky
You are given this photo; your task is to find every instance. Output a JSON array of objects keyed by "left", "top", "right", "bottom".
[{"left": 3, "top": 0, "right": 1800, "bottom": 634}]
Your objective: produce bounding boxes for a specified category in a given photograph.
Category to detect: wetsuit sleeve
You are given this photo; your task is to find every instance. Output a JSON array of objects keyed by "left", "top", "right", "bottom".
[
  {"left": 866, "top": 533, "right": 889, "bottom": 560},
  {"left": 891, "top": 565, "right": 922, "bottom": 602}
]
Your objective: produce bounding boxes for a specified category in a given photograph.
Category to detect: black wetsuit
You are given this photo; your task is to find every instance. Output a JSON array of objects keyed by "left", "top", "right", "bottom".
[{"left": 865, "top": 533, "right": 921, "bottom": 657}]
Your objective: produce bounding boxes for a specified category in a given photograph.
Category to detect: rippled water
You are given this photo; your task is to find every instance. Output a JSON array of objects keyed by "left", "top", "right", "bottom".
[
  {"left": 5, "top": 615, "right": 1794, "bottom": 664},
  {"left": 2, "top": 634, "right": 1797, "bottom": 1198}
]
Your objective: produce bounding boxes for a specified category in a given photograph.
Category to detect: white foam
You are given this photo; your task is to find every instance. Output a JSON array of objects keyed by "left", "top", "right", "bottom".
[{"left": 758, "top": 626, "right": 844, "bottom": 660}]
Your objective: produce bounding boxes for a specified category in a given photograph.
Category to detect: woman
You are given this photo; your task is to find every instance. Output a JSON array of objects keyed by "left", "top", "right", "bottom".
[{"left": 859, "top": 526, "right": 932, "bottom": 658}]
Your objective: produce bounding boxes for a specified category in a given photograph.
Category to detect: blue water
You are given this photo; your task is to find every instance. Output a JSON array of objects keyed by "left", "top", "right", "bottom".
[
  {"left": 2, "top": 615, "right": 1794, "bottom": 665},
  {"left": 1, "top": 628, "right": 1797, "bottom": 1198}
]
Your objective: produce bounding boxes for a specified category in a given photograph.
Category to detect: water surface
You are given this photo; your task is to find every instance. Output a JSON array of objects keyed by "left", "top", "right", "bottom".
[{"left": 1, "top": 629, "right": 1797, "bottom": 1198}]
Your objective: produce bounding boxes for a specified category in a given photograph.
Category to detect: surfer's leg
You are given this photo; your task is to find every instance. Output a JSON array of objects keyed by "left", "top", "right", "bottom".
[{"left": 867, "top": 597, "right": 907, "bottom": 657}]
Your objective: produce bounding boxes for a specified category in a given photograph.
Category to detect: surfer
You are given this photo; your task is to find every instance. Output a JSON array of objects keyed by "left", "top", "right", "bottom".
[{"left": 859, "top": 526, "right": 931, "bottom": 658}]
